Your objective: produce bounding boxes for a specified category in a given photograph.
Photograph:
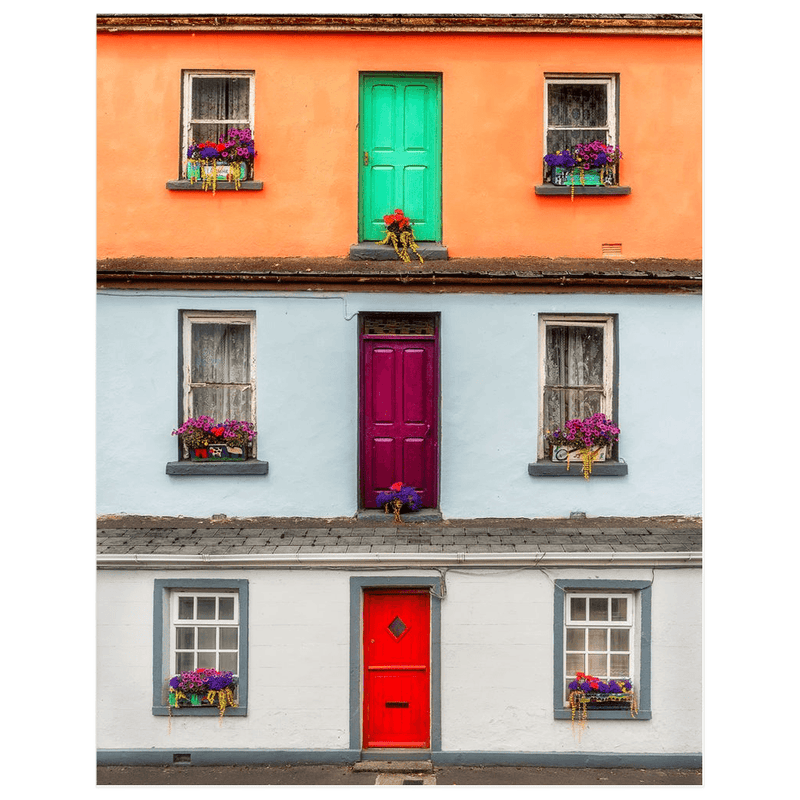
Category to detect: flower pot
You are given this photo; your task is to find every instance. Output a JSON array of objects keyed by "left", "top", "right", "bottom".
[
  {"left": 550, "top": 444, "right": 608, "bottom": 463},
  {"left": 551, "top": 166, "right": 610, "bottom": 186},
  {"left": 186, "top": 161, "right": 249, "bottom": 182},
  {"left": 191, "top": 444, "right": 247, "bottom": 461}
]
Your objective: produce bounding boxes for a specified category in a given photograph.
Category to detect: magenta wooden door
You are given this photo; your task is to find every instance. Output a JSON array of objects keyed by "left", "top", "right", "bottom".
[
  {"left": 363, "top": 589, "right": 431, "bottom": 748},
  {"left": 360, "top": 333, "right": 439, "bottom": 509}
]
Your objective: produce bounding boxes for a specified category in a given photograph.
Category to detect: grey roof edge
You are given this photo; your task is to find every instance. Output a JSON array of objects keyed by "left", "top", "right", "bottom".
[{"left": 97, "top": 551, "right": 701, "bottom": 569}]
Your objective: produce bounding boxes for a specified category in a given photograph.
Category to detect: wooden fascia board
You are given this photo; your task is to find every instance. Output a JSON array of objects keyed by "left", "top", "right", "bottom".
[
  {"left": 97, "top": 270, "right": 701, "bottom": 294},
  {"left": 96, "top": 15, "right": 702, "bottom": 37}
]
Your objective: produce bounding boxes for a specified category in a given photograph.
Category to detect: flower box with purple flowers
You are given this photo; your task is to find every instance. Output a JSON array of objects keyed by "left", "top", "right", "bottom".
[
  {"left": 168, "top": 668, "right": 238, "bottom": 716},
  {"left": 545, "top": 413, "right": 620, "bottom": 479},
  {"left": 544, "top": 140, "right": 622, "bottom": 187}
]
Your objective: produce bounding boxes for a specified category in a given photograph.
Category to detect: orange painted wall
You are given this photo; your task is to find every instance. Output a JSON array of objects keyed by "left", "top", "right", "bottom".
[{"left": 97, "top": 31, "right": 701, "bottom": 260}]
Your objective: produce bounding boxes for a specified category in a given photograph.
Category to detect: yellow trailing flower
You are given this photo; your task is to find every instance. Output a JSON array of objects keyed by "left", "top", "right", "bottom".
[{"left": 380, "top": 209, "right": 424, "bottom": 263}]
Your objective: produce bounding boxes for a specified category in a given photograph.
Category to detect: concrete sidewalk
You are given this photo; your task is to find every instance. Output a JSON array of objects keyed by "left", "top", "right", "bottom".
[{"left": 97, "top": 763, "right": 702, "bottom": 785}]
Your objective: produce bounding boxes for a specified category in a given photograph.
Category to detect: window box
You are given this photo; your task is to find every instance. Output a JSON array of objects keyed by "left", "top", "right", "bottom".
[
  {"left": 190, "top": 443, "right": 247, "bottom": 461},
  {"left": 551, "top": 166, "right": 611, "bottom": 187},
  {"left": 551, "top": 443, "right": 608, "bottom": 464},
  {"left": 186, "top": 160, "right": 250, "bottom": 183}
]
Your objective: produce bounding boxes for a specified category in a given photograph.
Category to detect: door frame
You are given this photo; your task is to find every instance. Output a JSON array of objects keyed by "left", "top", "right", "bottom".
[
  {"left": 357, "top": 312, "right": 441, "bottom": 511},
  {"left": 358, "top": 71, "right": 443, "bottom": 242},
  {"left": 349, "top": 576, "right": 442, "bottom": 753}
]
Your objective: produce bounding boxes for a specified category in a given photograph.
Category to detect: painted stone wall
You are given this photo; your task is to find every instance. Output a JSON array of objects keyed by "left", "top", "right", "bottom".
[
  {"left": 96, "top": 290, "right": 701, "bottom": 519},
  {"left": 96, "top": 30, "right": 701, "bottom": 260},
  {"left": 96, "top": 567, "right": 702, "bottom": 757}
]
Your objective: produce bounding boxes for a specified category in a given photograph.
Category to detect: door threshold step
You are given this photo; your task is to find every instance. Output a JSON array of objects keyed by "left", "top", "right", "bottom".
[
  {"left": 353, "top": 760, "right": 433, "bottom": 773},
  {"left": 357, "top": 509, "right": 443, "bottom": 523},
  {"left": 349, "top": 242, "right": 449, "bottom": 261}
]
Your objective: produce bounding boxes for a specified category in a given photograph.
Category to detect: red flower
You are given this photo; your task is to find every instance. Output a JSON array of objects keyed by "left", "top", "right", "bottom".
[
  {"left": 394, "top": 208, "right": 403, "bottom": 215},
  {"left": 391, "top": 482, "right": 403, "bottom": 492},
  {"left": 383, "top": 214, "right": 395, "bottom": 226},
  {"left": 211, "top": 426, "right": 224, "bottom": 437}
]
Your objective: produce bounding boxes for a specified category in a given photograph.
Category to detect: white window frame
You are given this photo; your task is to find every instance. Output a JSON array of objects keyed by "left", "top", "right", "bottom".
[
  {"left": 538, "top": 314, "right": 615, "bottom": 460},
  {"left": 170, "top": 590, "right": 240, "bottom": 676},
  {"left": 543, "top": 74, "right": 618, "bottom": 178},
  {"left": 563, "top": 591, "right": 635, "bottom": 707},
  {"left": 181, "top": 70, "right": 255, "bottom": 178},
  {"left": 180, "top": 311, "right": 257, "bottom": 456}
]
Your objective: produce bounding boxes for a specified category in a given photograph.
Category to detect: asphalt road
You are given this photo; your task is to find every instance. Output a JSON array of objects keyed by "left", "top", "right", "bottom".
[{"left": 97, "top": 764, "right": 702, "bottom": 785}]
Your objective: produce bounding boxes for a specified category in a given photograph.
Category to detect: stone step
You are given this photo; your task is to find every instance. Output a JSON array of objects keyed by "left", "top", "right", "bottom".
[{"left": 353, "top": 760, "right": 433, "bottom": 773}]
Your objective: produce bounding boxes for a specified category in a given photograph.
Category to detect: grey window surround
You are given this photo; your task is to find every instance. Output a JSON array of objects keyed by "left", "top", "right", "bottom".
[
  {"left": 152, "top": 578, "right": 249, "bottom": 716},
  {"left": 553, "top": 579, "right": 651, "bottom": 720}
]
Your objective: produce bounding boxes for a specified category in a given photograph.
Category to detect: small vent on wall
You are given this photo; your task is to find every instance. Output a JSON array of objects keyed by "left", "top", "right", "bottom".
[{"left": 602, "top": 243, "right": 622, "bottom": 258}]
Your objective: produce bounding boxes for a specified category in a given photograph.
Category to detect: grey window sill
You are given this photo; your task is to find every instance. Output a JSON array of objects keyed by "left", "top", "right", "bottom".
[
  {"left": 153, "top": 705, "right": 247, "bottom": 716},
  {"left": 535, "top": 184, "right": 631, "bottom": 196},
  {"left": 554, "top": 708, "right": 650, "bottom": 720},
  {"left": 166, "top": 180, "right": 264, "bottom": 191},
  {"left": 528, "top": 460, "right": 628, "bottom": 477},
  {"left": 166, "top": 460, "right": 268, "bottom": 476}
]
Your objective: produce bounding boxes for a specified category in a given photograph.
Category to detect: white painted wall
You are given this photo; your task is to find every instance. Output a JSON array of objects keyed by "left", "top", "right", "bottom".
[
  {"left": 96, "top": 290, "right": 701, "bottom": 518},
  {"left": 96, "top": 566, "right": 702, "bottom": 755}
]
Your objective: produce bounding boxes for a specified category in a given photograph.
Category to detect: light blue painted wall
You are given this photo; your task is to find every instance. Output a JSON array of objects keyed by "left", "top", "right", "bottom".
[{"left": 96, "top": 290, "right": 701, "bottom": 518}]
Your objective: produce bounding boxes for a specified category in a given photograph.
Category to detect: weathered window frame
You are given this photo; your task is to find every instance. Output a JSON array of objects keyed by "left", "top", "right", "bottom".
[
  {"left": 180, "top": 70, "right": 255, "bottom": 179},
  {"left": 537, "top": 314, "right": 616, "bottom": 461},
  {"left": 537, "top": 74, "right": 630, "bottom": 195},
  {"left": 179, "top": 310, "right": 257, "bottom": 455}
]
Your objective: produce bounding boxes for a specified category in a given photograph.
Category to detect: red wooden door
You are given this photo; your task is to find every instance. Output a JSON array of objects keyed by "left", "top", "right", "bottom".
[
  {"left": 363, "top": 589, "right": 431, "bottom": 748},
  {"left": 360, "top": 335, "right": 438, "bottom": 508}
]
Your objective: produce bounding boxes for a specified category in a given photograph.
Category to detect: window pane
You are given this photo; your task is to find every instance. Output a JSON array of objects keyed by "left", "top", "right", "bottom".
[
  {"left": 197, "top": 651, "right": 216, "bottom": 669},
  {"left": 548, "top": 83, "right": 607, "bottom": 129},
  {"left": 566, "top": 653, "right": 585, "bottom": 675},
  {"left": 219, "top": 627, "right": 238, "bottom": 650},
  {"left": 610, "top": 629, "right": 629, "bottom": 651},
  {"left": 192, "top": 77, "right": 250, "bottom": 121},
  {"left": 569, "top": 597, "right": 586, "bottom": 621},
  {"left": 219, "top": 596, "right": 235, "bottom": 620},
  {"left": 611, "top": 597, "right": 628, "bottom": 622},
  {"left": 588, "top": 653, "right": 607, "bottom": 674},
  {"left": 547, "top": 129, "right": 608, "bottom": 156},
  {"left": 589, "top": 598, "right": 608, "bottom": 621},
  {"left": 545, "top": 325, "right": 604, "bottom": 428},
  {"left": 588, "top": 628, "right": 607, "bottom": 651},
  {"left": 610, "top": 654, "right": 629, "bottom": 676},
  {"left": 176, "top": 627, "right": 195, "bottom": 649},
  {"left": 219, "top": 652, "right": 238, "bottom": 673},
  {"left": 178, "top": 597, "right": 194, "bottom": 620},
  {"left": 191, "top": 324, "right": 251, "bottom": 385},
  {"left": 566, "top": 628, "right": 584, "bottom": 650},
  {"left": 192, "top": 386, "right": 252, "bottom": 425},
  {"left": 198, "top": 627, "right": 216, "bottom": 650},
  {"left": 176, "top": 651, "right": 195, "bottom": 673},
  {"left": 197, "top": 597, "right": 216, "bottom": 620}
]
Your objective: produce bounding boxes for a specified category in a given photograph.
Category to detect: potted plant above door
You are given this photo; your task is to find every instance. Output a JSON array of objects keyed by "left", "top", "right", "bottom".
[
  {"left": 545, "top": 413, "right": 620, "bottom": 479},
  {"left": 186, "top": 127, "right": 256, "bottom": 193},
  {"left": 172, "top": 416, "right": 256, "bottom": 461},
  {"left": 376, "top": 481, "right": 423, "bottom": 523}
]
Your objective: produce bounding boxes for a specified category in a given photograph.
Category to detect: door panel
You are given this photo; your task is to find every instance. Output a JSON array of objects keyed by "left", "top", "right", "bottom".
[
  {"left": 363, "top": 590, "right": 431, "bottom": 748},
  {"left": 361, "top": 335, "right": 438, "bottom": 509},
  {"left": 359, "top": 73, "right": 442, "bottom": 242}
]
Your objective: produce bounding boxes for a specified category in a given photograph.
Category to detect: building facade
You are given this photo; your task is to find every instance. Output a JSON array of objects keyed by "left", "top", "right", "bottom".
[{"left": 96, "top": 14, "right": 702, "bottom": 769}]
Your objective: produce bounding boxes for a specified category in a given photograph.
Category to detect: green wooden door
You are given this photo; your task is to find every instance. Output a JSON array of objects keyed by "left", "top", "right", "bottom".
[{"left": 359, "top": 73, "right": 442, "bottom": 242}]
